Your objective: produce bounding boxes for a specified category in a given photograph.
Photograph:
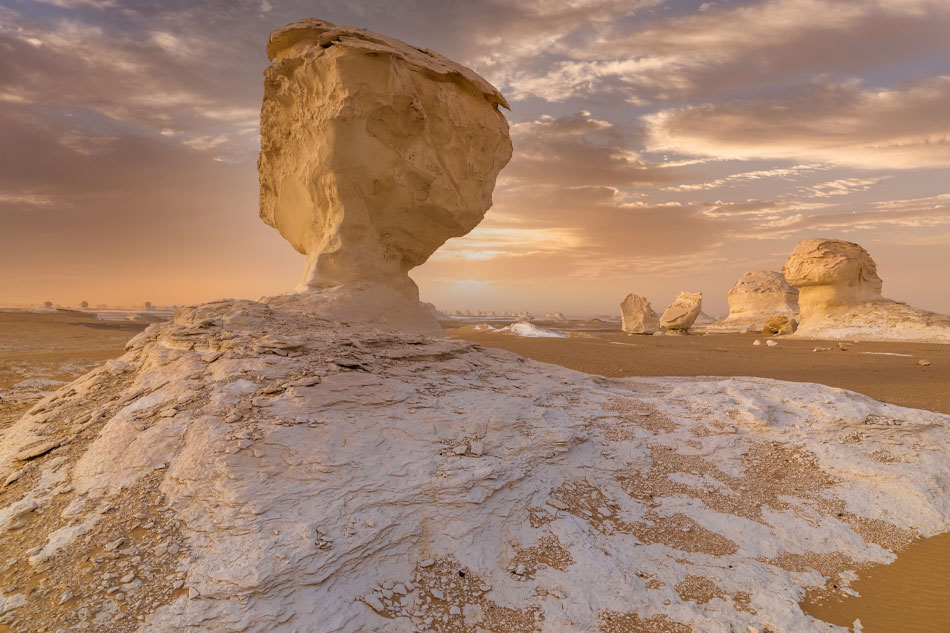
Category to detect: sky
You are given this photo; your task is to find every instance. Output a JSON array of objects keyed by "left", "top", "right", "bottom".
[{"left": 1, "top": 0, "right": 949, "bottom": 316}]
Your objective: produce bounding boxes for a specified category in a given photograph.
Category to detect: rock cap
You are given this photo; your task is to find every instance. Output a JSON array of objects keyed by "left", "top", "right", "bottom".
[{"left": 266, "top": 19, "right": 509, "bottom": 109}]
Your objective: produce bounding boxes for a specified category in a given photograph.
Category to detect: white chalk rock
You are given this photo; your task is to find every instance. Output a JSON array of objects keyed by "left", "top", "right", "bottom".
[
  {"left": 782, "top": 239, "right": 882, "bottom": 321},
  {"left": 660, "top": 292, "right": 702, "bottom": 331},
  {"left": 620, "top": 294, "right": 660, "bottom": 334},
  {"left": 259, "top": 19, "right": 512, "bottom": 332},
  {"left": 782, "top": 238, "right": 950, "bottom": 342},
  {"left": 708, "top": 270, "right": 799, "bottom": 332}
]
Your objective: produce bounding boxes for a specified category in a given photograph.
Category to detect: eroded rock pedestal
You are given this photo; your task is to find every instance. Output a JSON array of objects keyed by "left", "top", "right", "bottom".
[
  {"left": 783, "top": 238, "right": 950, "bottom": 342},
  {"left": 259, "top": 19, "right": 512, "bottom": 332},
  {"left": 708, "top": 270, "right": 799, "bottom": 333},
  {"left": 783, "top": 239, "right": 883, "bottom": 322}
]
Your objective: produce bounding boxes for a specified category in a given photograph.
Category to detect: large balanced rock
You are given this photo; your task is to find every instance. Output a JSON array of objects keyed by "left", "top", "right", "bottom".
[
  {"left": 782, "top": 238, "right": 950, "bottom": 342},
  {"left": 620, "top": 294, "right": 660, "bottom": 334},
  {"left": 259, "top": 19, "right": 512, "bottom": 318},
  {"left": 660, "top": 291, "right": 702, "bottom": 331},
  {"left": 708, "top": 270, "right": 799, "bottom": 332}
]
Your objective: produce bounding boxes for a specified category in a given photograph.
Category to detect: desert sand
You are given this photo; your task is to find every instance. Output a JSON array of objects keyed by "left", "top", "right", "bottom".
[
  {"left": 0, "top": 18, "right": 948, "bottom": 633},
  {"left": 447, "top": 321, "right": 950, "bottom": 414},
  {"left": 0, "top": 310, "right": 152, "bottom": 432}
]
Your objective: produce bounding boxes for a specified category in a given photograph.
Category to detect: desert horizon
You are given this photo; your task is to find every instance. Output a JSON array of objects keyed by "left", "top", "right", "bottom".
[
  {"left": 3, "top": 1, "right": 950, "bottom": 316},
  {"left": 1, "top": 3, "right": 948, "bottom": 633}
]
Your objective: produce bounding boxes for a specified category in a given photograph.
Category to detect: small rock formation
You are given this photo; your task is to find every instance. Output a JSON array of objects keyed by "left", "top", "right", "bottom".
[
  {"left": 545, "top": 312, "right": 567, "bottom": 321},
  {"left": 708, "top": 270, "right": 799, "bottom": 332},
  {"left": 620, "top": 294, "right": 660, "bottom": 334},
  {"left": 259, "top": 19, "right": 512, "bottom": 332},
  {"left": 762, "top": 315, "right": 798, "bottom": 336},
  {"left": 782, "top": 238, "right": 950, "bottom": 342},
  {"left": 660, "top": 292, "right": 702, "bottom": 331}
]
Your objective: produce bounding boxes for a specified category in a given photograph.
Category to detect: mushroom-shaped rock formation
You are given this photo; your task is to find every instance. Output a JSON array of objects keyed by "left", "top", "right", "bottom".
[
  {"left": 620, "top": 294, "right": 660, "bottom": 334},
  {"left": 782, "top": 240, "right": 882, "bottom": 321},
  {"left": 660, "top": 291, "right": 703, "bottom": 331},
  {"left": 259, "top": 19, "right": 512, "bottom": 332},
  {"left": 782, "top": 238, "right": 950, "bottom": 342},
  {"left": 708, "top": 270, "right": 799, "bottom": 332}
]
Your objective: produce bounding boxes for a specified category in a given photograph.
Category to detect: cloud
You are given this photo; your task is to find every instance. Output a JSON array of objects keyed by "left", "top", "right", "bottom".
[
  {"left": 798, "top": 177, "right": 887, "bottom": 198},
  {"left": 661, "top": 164, "right": 820, "bottom": 192},
  {"left": 491, "top": 0, "right": 950, "bottom": 102},
  {"left": 505, "top": 111, "right": 689, "bottom": 187},
  {"left": 727, "top": 193, "right": 950, "bottom": 239},
  {"left": 0, "top": 6, "right": 262, "bottom": 158},
  {"left": 700, "top": 199, "right": 831, "bottom": 218},
  {"left": 646, "top": 77, "right": 950, "bottom": 168},
  {"left": 0, "top": 192, "right": 57, "bottom": 207}
]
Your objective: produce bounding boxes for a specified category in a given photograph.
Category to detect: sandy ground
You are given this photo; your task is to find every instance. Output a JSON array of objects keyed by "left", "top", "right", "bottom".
[
  {"left": 800, "top": 532, "right": 950, "bottom": 633},
  {"left": 445, "top": 320, "right": 950, "bottom": 415},
  {"left": 0, "top": 309, "right": 153, "bottom": 431}
]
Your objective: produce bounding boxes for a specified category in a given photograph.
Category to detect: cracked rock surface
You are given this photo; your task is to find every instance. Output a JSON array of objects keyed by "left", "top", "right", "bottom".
[{"left": 1, "top": 295, "right": 948, "bottom": 632}]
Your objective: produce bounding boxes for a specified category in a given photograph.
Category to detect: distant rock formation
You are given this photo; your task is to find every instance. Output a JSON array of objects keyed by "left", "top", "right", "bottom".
[
  {"left": 259, "top": 18, "right": 512, "bottom": 332},
  {"left": 783, "top": 238, "right": 950, "bottom": 342},
  {"left": 708, "top": 270, "right": 799, "bottom": 332},
  {"left": 660, "top": 292, "right": 702, "bottom": 331},
  {"left": 620, "top": 294, "right": 660, "bottom": 334},
  {"left": 783, "top": 240, "right": 881, "bottom": 322},
  {"left": 545, "top": 312, "right": 567, "bottom": 321}
]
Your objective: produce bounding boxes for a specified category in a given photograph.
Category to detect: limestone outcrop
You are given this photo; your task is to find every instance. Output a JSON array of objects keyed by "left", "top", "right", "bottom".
[
  {"left": 660, "top": 292, "right": 702, "bottom": 331},
  {"left": 708, "top": 270, "right": 799, "bottom": 332},
  {"left": 258, "top": 18, "right": 512, "bottom": 309},
  {"left": 782, "top": 240, "right": 882, "bottom": 322},
  {"left": 620, "top": 294, "right": 660, "bottom": 334},
  {"left": 782, "top": 238, "right": 950, "bottom": 342}
]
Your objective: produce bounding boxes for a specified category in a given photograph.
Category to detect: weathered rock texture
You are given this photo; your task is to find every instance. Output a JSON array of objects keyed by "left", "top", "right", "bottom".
[
  {"left": 708, "top": 270, "right": 799, "bottom": 332},
  {"left": 761, "top": 315, "right": 797, "bottom": 336},
  {"left": 259, "top": 19, "right": 512, "bottom": 304},
  {"left": 2, "top": 298, "right": 949, "bottom": 633},
  {"left": 620, "top": 294, "right": 660, "bottom": 334},
  {"left": 660, "top": 292, "right": 702, "bottom": 331},
  {"left": 783, "top": 238, "right": 950, "bottom": 342},
  {"left": 783, "top": 240, "right": 882, "bottom": 321}
]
